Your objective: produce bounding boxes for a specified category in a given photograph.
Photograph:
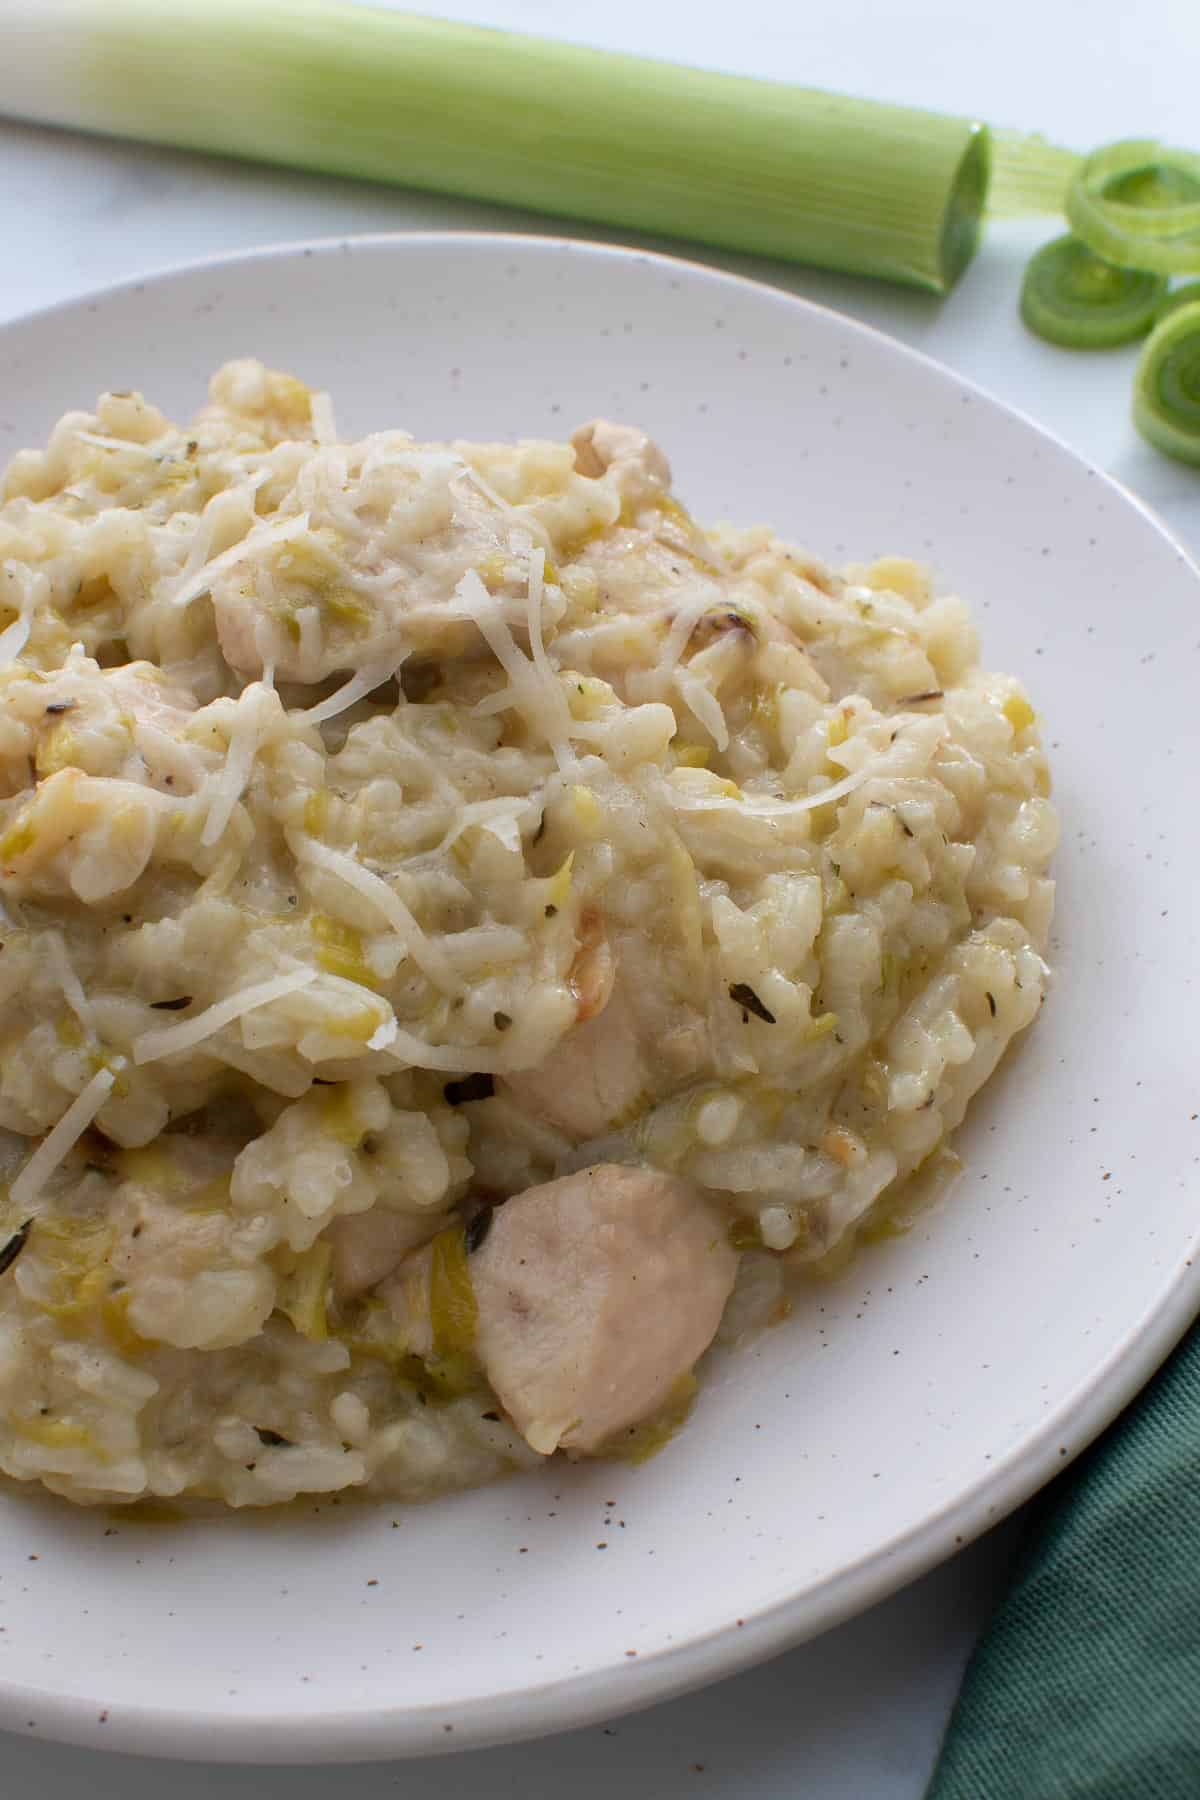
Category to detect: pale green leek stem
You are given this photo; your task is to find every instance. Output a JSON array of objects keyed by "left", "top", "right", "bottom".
[{"left": 0, "top": 0, "right": 991, "bottom": 293}]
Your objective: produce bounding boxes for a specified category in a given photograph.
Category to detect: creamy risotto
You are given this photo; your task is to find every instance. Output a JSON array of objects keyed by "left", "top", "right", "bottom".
[{"left": 0, "top": 362, "right": 1056, "bottom": 1506}]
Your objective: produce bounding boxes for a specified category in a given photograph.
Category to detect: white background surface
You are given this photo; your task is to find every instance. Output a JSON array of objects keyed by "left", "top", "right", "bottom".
[{"left": 0, "top": 1, "right": 1197, "bottom": 1794}]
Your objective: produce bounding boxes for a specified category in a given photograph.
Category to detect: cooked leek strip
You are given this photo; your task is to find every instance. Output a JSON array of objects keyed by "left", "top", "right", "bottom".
[
  {"left": 1132, "top": 301, "right": 1200, "bottom": 467},
  {"left": 1019, "top": 235, "right": 1166, "bottom": 349},
  {"left": 1066, "top": 140, "right": 1200, "bottom": 274},
  {"left": 0, "top": 0, "right": 992, "bottom": 292}
]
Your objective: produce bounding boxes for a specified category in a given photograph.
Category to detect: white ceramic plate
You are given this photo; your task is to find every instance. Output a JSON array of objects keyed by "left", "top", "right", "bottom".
[{"left": 1, "top": 233, "right": 1198, "bottom": 1764}]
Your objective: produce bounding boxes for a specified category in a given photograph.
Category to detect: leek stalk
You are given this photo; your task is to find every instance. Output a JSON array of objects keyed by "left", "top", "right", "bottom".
[
  {"left": 0, "top": 0, "right": 998, "bottom": 292},
  {"left": 1133, "top": 301, "right": 1200, "bottom": 466}
]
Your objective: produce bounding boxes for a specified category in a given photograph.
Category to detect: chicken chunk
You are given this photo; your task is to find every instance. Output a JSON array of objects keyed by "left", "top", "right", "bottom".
[
  {"left": 110, "top": 1149, "right": 276, "bottom": 1351},
  {"left": 469, "top": 1163, "right": 738, "bottom": 1455},
  {"left": 209, "top": 462, "right": 542, "bottom": 685},
  {"left": 330, "top": 1206, "right": 445, "bottom": 1301},
  {"left": 500, "top": 984, "right": 649, "bottom": 1142},
  {"left": 571, "top": 420, "right": 671, "bottom": 505},
  {"left": 500, "top": 952, "right": 708, "bottom": 1143}
]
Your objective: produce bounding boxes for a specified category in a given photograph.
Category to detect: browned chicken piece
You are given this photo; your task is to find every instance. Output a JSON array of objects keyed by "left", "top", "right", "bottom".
[
  {"left": 568, "top": 908, "right": 616, "bottom": 1022},
  {"left": 469, "top": 1163, "right": 738, "bottom": 1455},
  {"left": 571, "top": 420, "right": 672, "bottom": 505}
]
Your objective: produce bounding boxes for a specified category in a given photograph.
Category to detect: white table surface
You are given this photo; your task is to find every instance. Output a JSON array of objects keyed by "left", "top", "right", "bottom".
[{"left": 1, "top": 2, "right": 1197, "bottom": 1794}]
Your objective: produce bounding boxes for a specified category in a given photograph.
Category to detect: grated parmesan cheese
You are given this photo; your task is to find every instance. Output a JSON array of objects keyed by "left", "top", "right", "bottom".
[
  {"left": 667, "top": 763, "right": 879, "bottom": 817},
  {"left": 655, "top": 591, "right": 720, "bottom": 679},
  {"left": 132, "top": 968, "right": 318, "bottom": 1065},
  {"left": 453, "top": 462, "right": 553, "bottom": 554},
  {"left": 383, "top": 1026, "right": 518, "bottom": 1075},
  {"left": 172, "top": 510, "right": 310, "bottom": 610},
  {"left": 200, "top": 682, "right": 275, "bottom": 848},
  {"left": 290, "top": 834, "right": 459, "bottom": 995},
  {"left": 74, "top": 431, "right": 162, "bottom": 460},
  {"left": 456, "top": 568, "right": 576, "bottom": 774},
  {"left": 43, "top": 931, "right": 96, "bottom": 1038},
  {"left": 0, "top": 607, "right": 31, "bottom": 670},
  {"left": 309, "top": 391, "right": 338, "bottom": 447},
  {"left": 673, "top": 666, "right": 730, "bottom": 752},
  {"left": 10, "top": 1064, "right": 118, "bottom": 1210},
  {"left": 436, "top": 796, "right": 533, "bottom": 856},
  {"left": 300, "top": 657, "right": 402, "bottom": 728}
]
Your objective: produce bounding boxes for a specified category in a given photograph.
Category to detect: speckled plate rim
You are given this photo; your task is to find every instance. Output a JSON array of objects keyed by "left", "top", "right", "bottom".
[{"left": 0, "top": 230, "right": 1198, "bottom": 1764}]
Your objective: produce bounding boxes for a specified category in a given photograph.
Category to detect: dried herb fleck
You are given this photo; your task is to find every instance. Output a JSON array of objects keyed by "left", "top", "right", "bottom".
[
  {"left": 0, "top": 1220, "right": 32, "bottom": 1276},
  {"left": 986, "top": 991, "right": 997, "bottom": 1017},
  {"left": 443, "top": 1073, "right": 495, "bottom": 1107},
  {"left": 149, "top": 996, "right": 193, "bottom": 1012},
  {"left": 464, "top": 1207, "right": 494, "bottom": 1255},
  {"left": 897, "top": 690, "right": 944, "bottom": 706},
  {"left": 44, "top": 700, "right": 77, "bottom": 716},
  {"left": 254, "top": 1427, "right": 293, "bottom": 1448},
  {"left": 729, "top": 982, "right": 776, "bottom": 1024}
]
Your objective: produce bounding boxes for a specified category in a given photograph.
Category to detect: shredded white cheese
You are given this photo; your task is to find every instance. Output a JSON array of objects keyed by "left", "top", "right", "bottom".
[
  {"left": 383, "top": 1026, "right": 516, "bottom": 1075},
  {"left": 200, "top": 682, "right": 274, "bottom": 848},
  {"left": 674, "top": 666, "right": 730, "bottom": 752},
  {"left": 169, "top": 471, "right": 269, "bottom": 595},
  {"left": 668, "top": 763, "right": 879, "bottom": 817},
  {"left": 301, "top": 657, "right": 402, "bottom": 728},
  {"left": 436, "top": 797, "right": 533, "bottom": 856},
  {"left": 10, "top": 1065, "right": 118, "bottom": 1210},
  {"left": 290, "top": 835, "right": 459, "bottom": 995},
  {"left": 656, "top": 591, "right": 720, "bottom": 679},
  {"left": 132, "top": 968, "right": 318, "bottom": 1065},
  {"left": 309, "top": 391, "right": 338, "bottom": 447},
  {"left": 524, "top": 543, "right": 574, "bottom": 746},
  {"left": 43, "top": 931, "right": 96, "bottom": 1038},
  {"left": 74, "top": 431, "right": 162, "bottom": 460},
  {"left": 171, "top": 510, "right": 310, "bottom": 609},
  {"left": 453, "top": 462, "right": 553, "bottom": 554},
  {"left": 0, "top": 607, "right": 31, "bottom": 670},
  {"left": 456, "top": 568, "right": 575, "bottom": 774}
]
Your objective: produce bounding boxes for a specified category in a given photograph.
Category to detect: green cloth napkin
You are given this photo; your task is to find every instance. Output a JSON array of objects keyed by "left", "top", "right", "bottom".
[{"left": 927, "top": 1323, "right": 1200, "bottom": 1799}]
